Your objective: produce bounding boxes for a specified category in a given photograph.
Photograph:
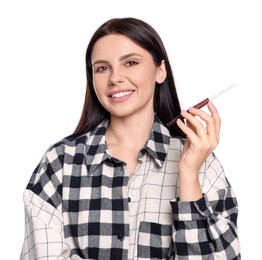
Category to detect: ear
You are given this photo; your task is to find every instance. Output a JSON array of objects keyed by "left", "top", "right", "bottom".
[{"left": 156, "top": 60, "right": 167, "bottom": 84}]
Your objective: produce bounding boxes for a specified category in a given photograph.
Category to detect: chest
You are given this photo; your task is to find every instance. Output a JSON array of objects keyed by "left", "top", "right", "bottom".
[{"left": 61, "top": 152, "right": 180, "bottom": 259}]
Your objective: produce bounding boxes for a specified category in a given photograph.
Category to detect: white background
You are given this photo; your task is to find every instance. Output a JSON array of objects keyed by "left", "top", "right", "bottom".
[{"left": 1, "top": 0, "right": 261, "bottom": 259}]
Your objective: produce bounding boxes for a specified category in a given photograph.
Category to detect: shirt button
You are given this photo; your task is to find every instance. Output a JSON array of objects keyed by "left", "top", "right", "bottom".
[{"left": 117, "top": 234, "right": 125, "bottom": 241}]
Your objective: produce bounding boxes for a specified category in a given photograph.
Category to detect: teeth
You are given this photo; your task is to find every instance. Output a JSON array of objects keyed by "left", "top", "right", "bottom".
[{"left": 111, "top": 91, "right": 132, "bottom": 98}]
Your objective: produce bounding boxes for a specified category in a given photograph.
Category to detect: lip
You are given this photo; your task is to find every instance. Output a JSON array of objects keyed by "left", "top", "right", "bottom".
[{"left": 108, "top": 89, "right": 134, "bottom": 103}]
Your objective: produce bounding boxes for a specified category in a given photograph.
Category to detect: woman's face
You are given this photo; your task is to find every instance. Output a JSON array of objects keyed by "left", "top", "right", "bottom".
[{"left": 91, "top": 34, "right": 166, "bottom": 119}]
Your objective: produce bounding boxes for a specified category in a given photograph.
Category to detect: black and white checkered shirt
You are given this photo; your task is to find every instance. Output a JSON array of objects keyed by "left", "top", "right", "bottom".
[{"left": 20, "top": 115, "right": 240, "bottom": 259}]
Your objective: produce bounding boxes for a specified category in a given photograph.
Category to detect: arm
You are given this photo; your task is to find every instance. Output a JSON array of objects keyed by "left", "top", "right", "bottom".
[
  {"left": 176, "top": 101, "right": 221, "bottom": 202},
  {"left": 171, "top": 101, "right": 240, "bottom": 258},
  {"left": 20, "top": 144, "right": 87, "bottom": 260},
  {"left": 170, "top": 155, "right": 240, "bottom": 258},
  {"left": 20, "top": 190, "right": 72, "bottom": 260}
]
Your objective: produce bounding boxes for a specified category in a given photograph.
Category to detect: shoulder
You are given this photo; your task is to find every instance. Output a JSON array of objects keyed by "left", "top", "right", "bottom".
[
  {"left": 41, "top": 134, "right": 88, "bottom": 162},
  {"left": 44, "top": 119, "right": 109, "bottom": 160},
  {"left": 26, "top": 133, "right": 91, "bottom": 190}
]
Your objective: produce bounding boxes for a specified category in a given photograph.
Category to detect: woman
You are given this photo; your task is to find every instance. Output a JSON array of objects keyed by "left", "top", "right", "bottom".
[{"left": 20, "top": 17, "right": 240, "bottom": 259}]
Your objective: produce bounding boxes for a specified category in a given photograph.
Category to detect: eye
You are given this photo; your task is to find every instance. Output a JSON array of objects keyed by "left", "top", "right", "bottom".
[
  {"left": 125, "top": 60, "right": 139, "bottom": 67},
  {"left": 94, "top": 65, "right": 109, "bottom": 73}
]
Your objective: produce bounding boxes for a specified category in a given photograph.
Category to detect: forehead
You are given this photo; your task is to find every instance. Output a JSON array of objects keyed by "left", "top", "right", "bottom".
[{"left": 91, "top": 34, "right": 151, "bottom": 61}]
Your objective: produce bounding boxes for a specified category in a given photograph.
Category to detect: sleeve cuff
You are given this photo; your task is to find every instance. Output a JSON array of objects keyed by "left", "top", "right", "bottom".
[{"left": 170, "top": 194, "right": 213, "bottom": 221}]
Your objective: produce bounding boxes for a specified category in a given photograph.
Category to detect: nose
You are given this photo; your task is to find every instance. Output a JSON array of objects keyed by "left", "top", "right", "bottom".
[{"left": 108, "top": 67, "right": 125, "bottom": 86}]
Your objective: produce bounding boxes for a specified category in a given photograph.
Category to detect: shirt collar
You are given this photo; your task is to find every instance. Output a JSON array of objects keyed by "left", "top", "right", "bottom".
[
  {"left": 144, "top": 114, "right": 171, "bottom": 167},
  {"left": 85, "top": 115, "right": 171, "bottom": 173}
]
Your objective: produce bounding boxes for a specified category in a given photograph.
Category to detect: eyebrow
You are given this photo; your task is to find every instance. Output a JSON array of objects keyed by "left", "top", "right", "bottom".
[{"left": 92, "top": 53, "right": 142, "bottom": 66}]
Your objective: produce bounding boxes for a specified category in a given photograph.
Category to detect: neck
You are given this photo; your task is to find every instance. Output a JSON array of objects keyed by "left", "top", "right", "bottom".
[{"left": 107, "top": 112, "right": 155, "bottom": 147}]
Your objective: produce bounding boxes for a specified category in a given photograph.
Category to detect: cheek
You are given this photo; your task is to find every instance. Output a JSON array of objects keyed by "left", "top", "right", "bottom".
[
  {"left": 130, "top": 68, "right": 156, "bottom": 87},
  {"left": 93, "top": 77, "right": 105, "bottom": 98},
  {"left": 138, "top": 71, "right": 157, "bottom": 91},
  {"left": 92, "top": 79, "right": 98, "bottom": 95}
]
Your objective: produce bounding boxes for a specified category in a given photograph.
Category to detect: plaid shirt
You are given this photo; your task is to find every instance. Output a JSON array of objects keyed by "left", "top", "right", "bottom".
[{"left": 20, "top": 115, "right": 240, "bottom": 259}]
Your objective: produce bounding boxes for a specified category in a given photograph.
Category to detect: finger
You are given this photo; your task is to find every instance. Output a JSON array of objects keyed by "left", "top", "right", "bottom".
[
  {"left": 187, "top": 106, "right": 218, "bottom": 137},
  {"left": 181, "top": 110, "right": 209, "bottom": 139},
  {"left": 192, "top": 102, "right": 220, "bottom": 144},
  {"left": 177, "top": 117, "right": 212, "bottom": 160},
  {"left": 176, "top": 118, "right": 196, "bottom": 139},
  {"left": 176, "top": 114, "right": 208, "bottom": 148},
  {"left": 187, "top": 108, "right": 219, "bottom": 150},
  {"left": 187, "top": 104, "right": 220, "bottom": 149},
  {"left": 207, "top": 101, "right": 221, "bottom": 137}
]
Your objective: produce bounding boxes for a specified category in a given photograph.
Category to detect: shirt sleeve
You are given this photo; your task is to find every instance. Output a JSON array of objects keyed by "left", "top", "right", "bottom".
[
  {"left": 20, "top": 144, "right": 88, "bottom": 260},
  {"left": 170, "top": 154, "right": 241, "bottom": 259},
  {"left": 20, "top": 189, "right": 73, "bottom": 260}
]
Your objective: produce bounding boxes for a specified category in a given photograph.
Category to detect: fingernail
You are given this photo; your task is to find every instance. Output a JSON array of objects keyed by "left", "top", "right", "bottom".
[{"left": 176, "top": 118, "right": 183, "bottom": 124}]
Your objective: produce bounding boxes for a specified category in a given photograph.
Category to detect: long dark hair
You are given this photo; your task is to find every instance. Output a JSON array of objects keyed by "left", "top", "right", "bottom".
[{"left": 72, "top": 17, "right": 185, "bottom": 138}]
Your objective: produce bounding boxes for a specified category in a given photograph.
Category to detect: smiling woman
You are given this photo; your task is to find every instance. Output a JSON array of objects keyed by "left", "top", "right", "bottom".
[
  {"left": 91, "top": 34, "right": 166, "bottom": 121},
  {"left": 20, "top": 17, "right": 241, "bottom": 259}
]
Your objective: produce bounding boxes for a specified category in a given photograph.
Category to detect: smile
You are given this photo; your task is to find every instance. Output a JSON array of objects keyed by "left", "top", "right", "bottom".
[{"left": 110, "top": 91, "right": 133, "bottom": 98}]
